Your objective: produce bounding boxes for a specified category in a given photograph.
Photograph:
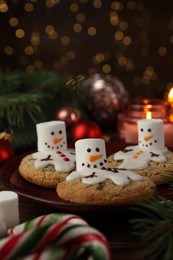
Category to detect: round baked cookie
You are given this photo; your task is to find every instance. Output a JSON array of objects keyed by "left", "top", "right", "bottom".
[
  {"left": 19, "top": 153, "right": 75, "bottom": 188},
  {"left": 57, "top": 169, "right": 156, "bottom": 205},
  {"left": 106, "top": 150, "right": 173, "bottom": 185}
]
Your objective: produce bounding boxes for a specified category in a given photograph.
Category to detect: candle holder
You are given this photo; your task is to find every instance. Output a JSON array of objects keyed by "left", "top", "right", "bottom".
[
  {"left": 164, "top": 86, "right": 173, "bottom": 123},
  {"left": 118, "top": 98, "right": 173, "bottom": 147}
]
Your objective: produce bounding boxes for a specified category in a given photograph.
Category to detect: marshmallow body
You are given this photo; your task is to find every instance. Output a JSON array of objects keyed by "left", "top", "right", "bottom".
[
  {"left": 75, "top": 138, "right": 107, "bottom": 171},
  {"left": 138, "top": 119, "right": 165, "bottom": 150},
  {"left": 36, "top": 121, "right": 67, "bottom": 152}
]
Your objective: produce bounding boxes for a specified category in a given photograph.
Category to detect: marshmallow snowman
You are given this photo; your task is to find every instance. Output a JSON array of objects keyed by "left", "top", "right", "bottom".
[
  {"left": 37, "top": 121, "right": 67, "bottom": 152},
  {"left": 114, "top": 118, "right": 167, "bottom": 170},
  {"left": 33, "top": 121, "right": 76, "bottom": 172},
  {"left": 138, "top": 118, "right": 165, "bottom": 150},
  {"left": 66, "top": 138, "right": 144, "bottom": 186},
  {"left": 75, "top": 138, "right": 107, "bottom": 171}
]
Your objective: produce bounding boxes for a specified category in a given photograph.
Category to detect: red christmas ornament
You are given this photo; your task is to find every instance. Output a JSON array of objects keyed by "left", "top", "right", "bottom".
[
  {"left": 55, "top": 106, "right": 82, "bottom": 128},
  {"left": 70, "top": 120, "right": 102, "bottom": 143},
  {"left": 0, "top": 132, "right": 15, "bottom": 164}
]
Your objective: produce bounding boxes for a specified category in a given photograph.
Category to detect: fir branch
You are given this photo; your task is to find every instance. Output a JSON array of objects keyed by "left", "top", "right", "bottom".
[
  {"left": 0, "top": 69, "right": 84, "bottom": 128},
  {"left": 18, "top": 70, "right": 68, "bottom": 93},
  {"left": 129, "top": 196, "right": 173, "bottom": 260},
  {"left": 0, "top": 93, "right": 43, "bottom": 128},
  {"left": 0, "top": 70, "right": 20, "bottom": 94}
]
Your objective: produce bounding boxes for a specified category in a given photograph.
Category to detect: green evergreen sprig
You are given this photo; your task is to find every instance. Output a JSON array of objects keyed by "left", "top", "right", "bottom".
[
  {"left": 0, "top": 93, "right": 44, "bottom": 128},
  {"left": 129, "top": 196, "right": 173, "bottom": 260},
  {"left": 0, "top": 69, "right": 80, "bottom": 129},
  {"left": 0, "top": 69, "right": 21, "bottom": 94}
]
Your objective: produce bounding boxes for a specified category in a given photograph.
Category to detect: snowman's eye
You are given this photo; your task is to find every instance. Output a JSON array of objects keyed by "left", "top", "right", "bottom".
[
  {"left": 95, "top": 147, "right": 100, "bottom": 152},
  {"left": 59, "top": 130, "right": 62, "bottom": 134},
  {"left": 140, "top": 128, "right": 143, "bottom": 132},
  {"left": 148, "top": 128, "right": 151, "bottom": 132},
  {"left": 87, "top": 148, "right": 91, "bottom": 153},
  {"left": 51, "top": 131, "right": 54, "bottom": 135}
]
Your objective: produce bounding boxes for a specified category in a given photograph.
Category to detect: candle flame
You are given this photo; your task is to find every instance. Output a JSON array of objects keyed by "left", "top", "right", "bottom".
[
  {"left": 169, "top": 113, "right": 173, "bottom": 122},
  {"left": 168, "top": 87, "right": 173, "bottom": 103},
  {"left": 146, "top": 111, "right": 152, "bottom": 119}
]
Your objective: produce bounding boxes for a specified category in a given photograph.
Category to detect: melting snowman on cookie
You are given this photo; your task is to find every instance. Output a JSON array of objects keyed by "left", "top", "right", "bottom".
[
  {"left": 114, "top": 119, "right": 167, "bottom": 170},
  {"left": 66, "top": 138, "right": 144, "bottom": 186},
  {"left": 33, "top": 121, "right": 75, "bottom": 172}
]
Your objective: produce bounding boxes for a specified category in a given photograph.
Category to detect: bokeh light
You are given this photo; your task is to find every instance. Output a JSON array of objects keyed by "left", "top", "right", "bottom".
[{"left": 0, "top": 0, "right": 173, "bottom": 99}]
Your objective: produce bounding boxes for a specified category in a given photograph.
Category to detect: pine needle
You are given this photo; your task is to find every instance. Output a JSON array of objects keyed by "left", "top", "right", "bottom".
[
  {"left": 0, "top": 93, "right": 44, "bottom": 128},
  {"left": 0, "top": 69, "right": 76, "bottom": 128},
  {"left": 129, "top": 196, "right": 173, "bottom": 260}
]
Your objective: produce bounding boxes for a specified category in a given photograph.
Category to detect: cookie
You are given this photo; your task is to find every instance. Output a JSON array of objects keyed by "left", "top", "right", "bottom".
[
  {"left": 106, "top": 119, "right": 173, "bottom": 185},
  {"left": 57, "top": 138, "right": 156, "bottom": 205},
  {"left": 107, "top": 150, "right": 173, "bottom": 185},
  {"left": 19, "top": 121, "right": 76, "bottom": 188},
  {"left": 57, "top": 168, "right": 156, "bottom": 205},
  {"left": 19, "top": 153, "right": 75, "bottom": 188}
]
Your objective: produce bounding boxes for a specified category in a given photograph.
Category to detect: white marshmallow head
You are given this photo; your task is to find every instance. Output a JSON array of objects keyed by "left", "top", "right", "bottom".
[
  {"left": 36, "top": 121, "right": 67, "bottom": 152},
  {"left": 75, "top": 138, "right": 107, "bottom": 171},
  {"left": 138, "top": 119, "right": 165, "bottom": 150}
]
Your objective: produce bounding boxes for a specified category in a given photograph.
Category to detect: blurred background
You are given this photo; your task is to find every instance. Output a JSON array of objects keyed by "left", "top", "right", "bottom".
[
  {"left": 1, "top": 0, "right": 173, "bottom": 97},
  {"left": 0, "top": 0, "right": 173, "bottom": 154}
]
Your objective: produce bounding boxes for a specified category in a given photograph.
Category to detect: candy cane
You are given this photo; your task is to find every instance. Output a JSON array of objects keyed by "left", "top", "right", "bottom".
[
  {"left": 0, "top": 213, "right": 112, "bottom": 260},
  {"left": 22, "top": 246, "right": 66, "bottom": 260},
  {"left": 8, "top": 213, "right": 87, "bottom": 235}
]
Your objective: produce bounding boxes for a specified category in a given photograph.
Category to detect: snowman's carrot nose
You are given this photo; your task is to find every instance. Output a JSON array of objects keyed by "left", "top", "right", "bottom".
[
  {"left": 53, "top": 137, "right": 64, "bottom": 144},
  {"left": 144, "top": 135, "right": 153, "bottom": 141},
  {"left": 89, "top": 154, "right": 103, "bottom": 162}
]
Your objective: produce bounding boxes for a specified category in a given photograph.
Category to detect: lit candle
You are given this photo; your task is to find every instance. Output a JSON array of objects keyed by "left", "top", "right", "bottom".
[
  {"left": 144, "top": 104, "right": 152, "bottom": 119},
  {"left": 118, "top": 119, "right": 138, "bottom": 143},
  {"left": 146, "top": 111, "right": 152, "bottom": 119},
  {"left": 164, "top": 123, "right": 173, "bottom": 147},
  {"left": 168, "top": 87, "right": 173, "bottom": 105},
  {"left": 167, "top": 87, "right": 173, "bottom": 122}
]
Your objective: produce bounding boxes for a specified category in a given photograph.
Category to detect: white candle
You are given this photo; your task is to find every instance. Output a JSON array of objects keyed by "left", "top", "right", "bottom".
[
  {"left": 164, "top": 123, "right": 173, "bottom": 147},
  {"left": 120, "top": 121, "right": 138, "bottom": 144},
  {"left": 0, "top": 191, "right": 19, "bottom": 234}
]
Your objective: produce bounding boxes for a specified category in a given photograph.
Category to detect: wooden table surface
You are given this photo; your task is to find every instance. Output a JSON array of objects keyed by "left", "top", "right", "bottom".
[{"left": 0, "top": 141, "right": 148, "bottom": 259}]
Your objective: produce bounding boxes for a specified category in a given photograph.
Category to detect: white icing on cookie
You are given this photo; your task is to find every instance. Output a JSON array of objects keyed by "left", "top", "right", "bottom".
[
  {"left": 114, "top": 145, "right": 167, "bottom": 170},
  {"left": 33, "top": 149, "right": 75, "bottom": 172},
  {"left": 66, "top": 168, "right": 144, "bottom": 186}
]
